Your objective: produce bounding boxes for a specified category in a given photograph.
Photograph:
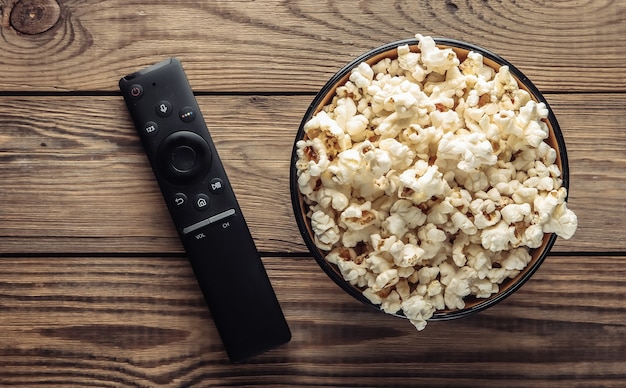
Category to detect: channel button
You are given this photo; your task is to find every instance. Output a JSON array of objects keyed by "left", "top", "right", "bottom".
[{"left": 209, "top": 208, "right": 236, "bottom": 224}]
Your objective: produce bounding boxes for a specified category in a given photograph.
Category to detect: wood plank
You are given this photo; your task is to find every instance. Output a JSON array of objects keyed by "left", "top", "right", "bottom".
[
  {"left": 0, "top": 255, "right": 624, "bottom": 386},
  {"left": 0, "top": 0, "right": 624, "bottom": 93},
  {"left": 0, "top": 94, "right": 624, "bottom": 254}
]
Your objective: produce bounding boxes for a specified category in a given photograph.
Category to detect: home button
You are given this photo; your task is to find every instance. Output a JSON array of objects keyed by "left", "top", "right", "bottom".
[{"left": 194, "top": 194, "right": 210, "bottom": 211}]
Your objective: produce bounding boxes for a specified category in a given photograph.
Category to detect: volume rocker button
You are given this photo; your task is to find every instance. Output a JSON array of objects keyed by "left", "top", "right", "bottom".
[{"left": 182, "top": 208, "right": 236, "bottom": 235}]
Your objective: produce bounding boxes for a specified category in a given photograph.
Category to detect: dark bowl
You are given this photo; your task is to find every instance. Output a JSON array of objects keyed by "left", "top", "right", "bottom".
[{"left": 290, "top": 37, "right": 569, "bottom": 322}]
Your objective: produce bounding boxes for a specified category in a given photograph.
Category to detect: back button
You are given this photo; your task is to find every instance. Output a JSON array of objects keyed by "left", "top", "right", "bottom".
[{"left": 173, "top": 193, "right": 188, "bottom": 207}]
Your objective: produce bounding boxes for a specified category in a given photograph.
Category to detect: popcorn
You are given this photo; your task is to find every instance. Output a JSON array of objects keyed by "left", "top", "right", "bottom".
[
  {"left": 481, "top": 220, "right": 515, "bottom": 252},
  {"left": 390, "top": 241, "right": 425, "bottom": 267},
  {"left": 500, "top": 203, "right": 532, "bottom": 224},
  {"left": 302, "top": 110, "right": 352, "bottom": 158},
  {"left": 401, "top": 294, "right": 435, "bottom": 331},
  {"left": 339, "top": 201, "right": 380, "bottom": 231},
  {"left": 444, "top": 274, "right": 472, "bottom": 310},
  {"left": 295, "top": 34, "right": 578, "bottom": 331},
  {"left": 381, "top": 290, "right": 403, "bottom": 314},
  {"left": 373, "top": 268, "right": 400, "bottom": 292},
  {"left": 416, "top": 34, "right": 460, "bottom": 75},
  {"left": 379, "top": 138, "right": 416, "bottom": 170},
  {"left": 349, "top": 62, "right": 375, "bottom": 89},
  {"left": 437, "top": 131, "right": 498, "bottom": 172},
  {"left": 315, "top": 186, "right": 350, "bottom": 212},
  {"left": 500, "top": 247, "right": 532, "bottom": 271},
  {"left": 398, "top": 160, "right": 451, "bottom": 204},
  {"left": 334, "top": 97, "right": 370, "bottom": 142},
  {"left": 309, "top": 210, "right": 341, "bottom": 250},
  {"left": 542, "top": 202, "right": 578, "bottom": 239},
  {"left": 295, "top": 138, "right": 330, "bottom": 178}
]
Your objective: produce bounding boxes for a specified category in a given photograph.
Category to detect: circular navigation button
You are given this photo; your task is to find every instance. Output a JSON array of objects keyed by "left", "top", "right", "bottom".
[
  {"left": 156, "top": 131, "right": 212, "bottom": 184},
  {"left": 194, "top": 193, "right": 210, "bottom": 211},
  {"left": 171, "top": 145, "right": 196, "bottom": 172},
  {"left": 155, "top": 100, "right": 172, "bottom": 117}
]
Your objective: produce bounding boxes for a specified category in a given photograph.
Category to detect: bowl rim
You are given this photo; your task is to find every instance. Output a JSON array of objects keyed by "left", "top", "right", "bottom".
[{"left": 290, "top": 37, "right": 569, "bottom": 321}]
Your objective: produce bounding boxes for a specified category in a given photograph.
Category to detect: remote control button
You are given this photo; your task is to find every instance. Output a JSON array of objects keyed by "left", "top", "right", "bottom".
[
  {"left": 143, "top": 121, "right": 159, "bottom": 136},
  {"left": 182, "top": 208, "right": 236, "bottom": 235},
  {"left": 173, "top": 192, "right": 187, "bottom": 207},
  {"left": 194, "top": 193, "right": 210, "bottom": 211},
  {"left": 179, "top": 106, "right": 196, "bottom": 123},
  {"left": 157, "top": 131, "right": 212, "bottom": 184},
  {"left": 171, "top": 145, "right": 196, "bottom": 172},
  {"left": 209, "top": 208, "right": 236, "bottom": 224},
  {"left": 129, "top": 84, "right": 143, "bottom": 99},
  {"left": 156, "top": 100, "right": 173, "bottom": 117},
  {"left": 209, "top": 178, "right": 225, "bottom": 193}
]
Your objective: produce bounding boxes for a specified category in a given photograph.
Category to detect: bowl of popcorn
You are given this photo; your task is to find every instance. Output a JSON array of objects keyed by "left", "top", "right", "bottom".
[{"left": 290, "top": 34, "right": 578, "bottom": 331}]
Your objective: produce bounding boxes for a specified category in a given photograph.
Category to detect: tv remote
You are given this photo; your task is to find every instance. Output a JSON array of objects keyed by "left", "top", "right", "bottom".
[{"left": 119, "top": 58, "right": 291, "bottom": 362}]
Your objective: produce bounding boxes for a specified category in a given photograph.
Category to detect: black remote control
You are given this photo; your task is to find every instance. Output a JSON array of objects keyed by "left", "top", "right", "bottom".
[{"left": 119, "top": 58, "right": 290, "bottom": 362}]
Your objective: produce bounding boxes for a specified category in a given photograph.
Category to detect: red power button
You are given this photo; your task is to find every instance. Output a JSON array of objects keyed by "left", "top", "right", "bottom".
[{"left": 129, "top": 84, "right": 143, "bottom": 99}]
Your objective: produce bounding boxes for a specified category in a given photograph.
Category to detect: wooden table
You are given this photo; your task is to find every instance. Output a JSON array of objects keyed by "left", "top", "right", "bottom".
[{"left": 1, "top": 0, "right": 624, "bottom": 386}]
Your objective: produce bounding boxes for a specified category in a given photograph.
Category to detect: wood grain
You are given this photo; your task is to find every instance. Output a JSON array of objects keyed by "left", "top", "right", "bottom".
[
  {"left": 1, "top": 0, "right": 625, "bottom": 385},
  {"left": 7, "top": 0, "right": 61, "bottom": 35},
  {"left": 0, "top": 255, "right": 624, "bottom": 387},
  {"left": 0, "top": 94, "right": 624, "bottom": 254},
  {"left": 0, "top": 0, "right": 625, "bottom": 92}
]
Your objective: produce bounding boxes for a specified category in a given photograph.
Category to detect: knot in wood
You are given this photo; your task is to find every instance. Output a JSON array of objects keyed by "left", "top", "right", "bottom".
[{"left": 9, "top": 0, "right": 61, "bottom": 35}]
